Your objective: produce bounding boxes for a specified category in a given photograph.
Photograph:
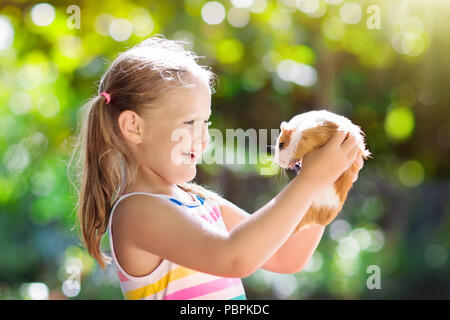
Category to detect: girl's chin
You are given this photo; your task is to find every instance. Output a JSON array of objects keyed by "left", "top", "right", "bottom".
[
  {"left": 171, "top": 167, "right": 197, "bottom": 184},
  {"left": 170, "top": 161, "right": 196, "bottom": 168}
]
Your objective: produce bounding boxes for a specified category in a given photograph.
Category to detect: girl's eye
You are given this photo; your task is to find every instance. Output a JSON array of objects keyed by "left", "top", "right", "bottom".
[{"left": 184, "top": 120, "right": 212, "bottom": 126}]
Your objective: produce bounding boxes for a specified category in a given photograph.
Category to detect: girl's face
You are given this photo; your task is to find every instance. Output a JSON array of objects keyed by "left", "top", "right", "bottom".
[{"left": 135, "top": 77, "right": 212, "bottom": 185}]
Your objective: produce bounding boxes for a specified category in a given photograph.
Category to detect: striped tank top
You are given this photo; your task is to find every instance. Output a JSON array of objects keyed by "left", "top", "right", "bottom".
[{"left": 107, "top": 190, "right": 247, "bottom": 300}]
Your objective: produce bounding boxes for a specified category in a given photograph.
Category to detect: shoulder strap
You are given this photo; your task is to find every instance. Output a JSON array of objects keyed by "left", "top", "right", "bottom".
[{"left": 112, "top": 192, "right": 205, "bottom": 211}]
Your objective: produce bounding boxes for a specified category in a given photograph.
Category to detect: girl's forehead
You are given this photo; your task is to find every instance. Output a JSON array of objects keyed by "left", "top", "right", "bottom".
[{"left": 163, "top": 85, "right": 211, "bottom": 118}]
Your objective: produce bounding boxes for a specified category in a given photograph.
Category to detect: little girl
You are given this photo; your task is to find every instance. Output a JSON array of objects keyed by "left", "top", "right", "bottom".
[{"left": 68, "top": 35, "right": 362, "bottom": 300}]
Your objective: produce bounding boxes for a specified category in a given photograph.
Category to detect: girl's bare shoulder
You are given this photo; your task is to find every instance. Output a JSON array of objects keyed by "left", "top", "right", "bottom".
[
  {"left": 112, "top": 193, "right": 171, "bottom": 226},
  {"left": 111, "top": 195, "right": 166, "bottom": 277}
]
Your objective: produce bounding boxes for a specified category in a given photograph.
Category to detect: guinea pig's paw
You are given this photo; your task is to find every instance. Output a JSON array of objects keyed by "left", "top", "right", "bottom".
[{"left": 288, "top": 159, "right": 302, "bottom": 170}]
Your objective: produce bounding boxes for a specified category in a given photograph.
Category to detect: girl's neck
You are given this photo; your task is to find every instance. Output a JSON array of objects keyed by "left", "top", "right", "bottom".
[
  {"left": 124, "top": 164, "right": 195, "bottom": 202},
  {"left": 131, "top": 184, "right": 195, "bottom": 202}
]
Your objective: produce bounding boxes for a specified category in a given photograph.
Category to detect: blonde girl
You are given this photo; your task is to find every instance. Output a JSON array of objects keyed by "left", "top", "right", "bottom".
[{"left": 67, "top": 35, "right": 362, "bottom": 300}]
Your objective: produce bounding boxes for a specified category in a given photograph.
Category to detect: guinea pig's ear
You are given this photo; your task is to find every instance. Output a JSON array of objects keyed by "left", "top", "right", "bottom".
[{"left": 280, "top": 121, "right": 294, "bottom": 135}]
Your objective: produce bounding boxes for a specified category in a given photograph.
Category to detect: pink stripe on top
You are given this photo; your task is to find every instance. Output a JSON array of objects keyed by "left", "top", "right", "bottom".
[
  {"left": 164, "top": 277, "right": 242, "bottom": 300},
  {"left": 107, "top": 190, "right": 247, "bottom": 300},
  {"left": 117, "top": 270, "right": 130, "bottom": 282}
]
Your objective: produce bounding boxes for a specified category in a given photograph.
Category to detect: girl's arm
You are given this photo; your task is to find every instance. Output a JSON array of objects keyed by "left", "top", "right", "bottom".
[
  {"left": 219, "top": 155, "right": 363, "bottom": 274},
  {"left": 219, "top": 198, "right": 325, "bottom": 274},
  {"left": 269, "top": 225, "right": 325, "bottom": 273},
  {"left": 226, "top": 169, "right": 328, "bottom": 276},
  {"left": 123, "top": 171, "right": 328, "bottom": 278},
  {"left": 226, "top": 131, "right": 359, "bottom": 276},
  {"left": 272, "top": 154, "right": 363, "bottom": 272}
]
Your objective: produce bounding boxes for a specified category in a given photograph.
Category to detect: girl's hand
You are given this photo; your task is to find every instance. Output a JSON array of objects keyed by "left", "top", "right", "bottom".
[
  {"left": 301, "top": 131, "right": 359, "bottom": 186},
  {"left": 352, "top": 155, "right": 364, "bottom": 182}
]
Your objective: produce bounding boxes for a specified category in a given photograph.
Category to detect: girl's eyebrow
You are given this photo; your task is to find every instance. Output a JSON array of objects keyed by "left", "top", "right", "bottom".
[{"left": 186, "top": 111, "right": 212, "bottom": 120}]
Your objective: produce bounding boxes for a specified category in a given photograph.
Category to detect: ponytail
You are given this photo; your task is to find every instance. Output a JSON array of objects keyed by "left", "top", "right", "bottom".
[{"left": 67, "top": 95, "right": 138, "bottom": 269}]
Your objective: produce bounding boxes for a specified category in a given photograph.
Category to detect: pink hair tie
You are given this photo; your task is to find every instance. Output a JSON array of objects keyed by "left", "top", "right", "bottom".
[{"left": 100, "top": 91, "right": 111, "bottom": 104}]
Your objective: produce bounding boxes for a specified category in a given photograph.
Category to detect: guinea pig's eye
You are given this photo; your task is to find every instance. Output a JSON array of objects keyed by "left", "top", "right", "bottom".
[{"left": 279, "top": 142, "right": 284, "bottom": 149}]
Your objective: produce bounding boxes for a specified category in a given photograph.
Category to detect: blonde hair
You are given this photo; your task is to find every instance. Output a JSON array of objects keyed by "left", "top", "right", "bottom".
[{"left": 67, "top": 35, "right": 225, "bottom": 269}]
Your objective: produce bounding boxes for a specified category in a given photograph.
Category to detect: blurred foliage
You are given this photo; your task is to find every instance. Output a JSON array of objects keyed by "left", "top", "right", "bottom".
[{"left": 0, "top": 0, "right": 449, "bottom": 300}]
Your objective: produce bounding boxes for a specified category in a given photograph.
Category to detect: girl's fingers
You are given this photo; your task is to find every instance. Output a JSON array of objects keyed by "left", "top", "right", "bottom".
[
  {"left": 332, "top": 130, "right": 349, "bottom": 147},
  {"left": 342, "top": 134, "right": 357, "bottom": 152},
  {"left": 356, "top": 156, "right": 364, "bottom": 170},
  {"left": 348, "top": 144, "right": 359, "bottom": 159}
]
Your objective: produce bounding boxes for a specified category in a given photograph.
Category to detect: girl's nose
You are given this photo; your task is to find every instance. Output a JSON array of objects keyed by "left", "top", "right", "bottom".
[
  {"left": 191, "top": 121, "right": 210, "bottom": 150},
  {"left": 202, "top": 127, "right": 211, "bottom": 150}
]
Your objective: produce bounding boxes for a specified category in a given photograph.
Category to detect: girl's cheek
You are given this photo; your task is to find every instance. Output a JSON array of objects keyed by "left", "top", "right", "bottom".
[
  {"left": 169, "top": 128, "right": 192, "bottom": 152},
  {"left": 170, "top": 126, "right": 191, "bottom": 142}
]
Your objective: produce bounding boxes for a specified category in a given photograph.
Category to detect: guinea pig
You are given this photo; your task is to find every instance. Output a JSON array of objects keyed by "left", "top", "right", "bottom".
[{"left": 274, "top": 110, "right": 372, "bottom": 236}]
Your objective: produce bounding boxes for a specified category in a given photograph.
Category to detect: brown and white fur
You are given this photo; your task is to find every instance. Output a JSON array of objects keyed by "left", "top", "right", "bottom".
[{"left": 275, "top": 110, "right": 372, "bottom": 236}]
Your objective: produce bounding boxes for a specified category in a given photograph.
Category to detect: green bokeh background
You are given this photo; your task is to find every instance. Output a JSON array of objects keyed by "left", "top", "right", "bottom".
[{"left": 0, "top": 0, "right": 449, "bottom": 299}]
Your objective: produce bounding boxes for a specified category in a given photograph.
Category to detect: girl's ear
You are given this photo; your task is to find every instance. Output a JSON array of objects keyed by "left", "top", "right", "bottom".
[{"left": 118, "top": 110, "right": 143, "bottom": 144}]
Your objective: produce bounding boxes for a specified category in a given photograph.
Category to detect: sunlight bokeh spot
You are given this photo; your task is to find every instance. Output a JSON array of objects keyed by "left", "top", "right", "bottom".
[
  {"left": 216, "top": 38, "right": 244, "bottom": 64},
  {"left": 18, "top": 64, "right": 43, "bottom": 90},
  {"left": 20, "top": 282, "right": 49, "bottom": 300},
  {"left": 296, "top": 0, "right": 320, "bottom": 14},
  {"left": 272, "top": 274, "right": 297, "bottom": 299},
  {"left": 58, "top": 36, "right": 82, "bottom": 59},
  {"left": 31, "top": 3, "right": 55, "bottom": 26},
  {"left": 401, "top": 17, "right": 424, "bottom": 40},
  {"left": 130, "top": 8, "right": 154, "bottom": 37},
  {"left": 37, "top": 94, "right": 60, "bottom": 118},
  {"left": 3, "top": 143, "right": 30, "bottom": 174},
  {"left": 109, "top": 18, "right": 133, "bottom": 42},
  {"left": 329, "top": 219, "right": 352, "bottom": 241},
  {"left": 227, "top": 7, "right": 250, "bottom": 28},
  {"left": 367, "top": 230, "right": 385, "bottom": 253},
  {"left": 95, "top": 14, "right": 114, "bottom": 36},
  {"left": 335, "top": 256, "right": 360, "bottom": 276},
  {"left": 62, "top": 279, "right": 81, "bottom": 297},
  {"left": 398, "top": 160, "right": 425, "bottom": 187},
  {"left": 8, "top": 91, "right": 32, "bottom": 115},
  {"left": 201, "top": 1, "right": 226, "bottom": 25},
  {"left": 337, "top": 236, "right": 360, "bottom": 259},
  {"left": 339, "top": 2, "right": 362, "bottom": 25},
  {"left": 385, "top": 106, "right": 415, "bottom": 141},
  {"left": 269, "top": 11, "right": 292, "bottom": 31},
  {"left": 231, "top": 0, "right": 255, "bottom": 8},
  {"left": 276, "top": 59, "right": 317, "bottom": 87},
  {"left": 350, "top": 228, "right": 371, "bottom": 250},
  {"left": 325, "top": 0, "right": 343, "bottom": 5},
  {"left": 0, "top": 15, "right": 14, "bottom": 50},
  {"left": 249, "top": 0, "right": 267, "bottom": 13}
]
